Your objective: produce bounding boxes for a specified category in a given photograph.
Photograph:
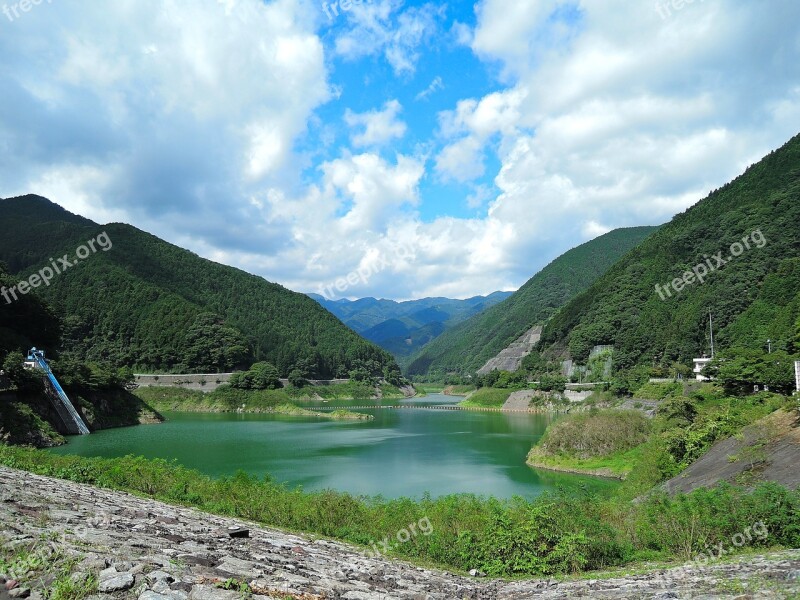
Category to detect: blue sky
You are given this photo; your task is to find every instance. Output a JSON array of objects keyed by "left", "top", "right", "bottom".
[{"left": 1, "top": 0, "right": 799, "bottom": 300}]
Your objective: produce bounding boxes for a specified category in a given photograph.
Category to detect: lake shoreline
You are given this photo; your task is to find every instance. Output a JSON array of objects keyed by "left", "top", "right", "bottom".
[
  {"left": 525, "top": 458, "right": 626, "bottom": 480},
  {"left": 145, "top": 401, "right": 373, "bottom": 420}
]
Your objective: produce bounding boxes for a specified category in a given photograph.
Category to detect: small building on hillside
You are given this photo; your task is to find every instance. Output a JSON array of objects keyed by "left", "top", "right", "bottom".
[{"left": 693, "top": 356, "right": 713, "bottom": 381}]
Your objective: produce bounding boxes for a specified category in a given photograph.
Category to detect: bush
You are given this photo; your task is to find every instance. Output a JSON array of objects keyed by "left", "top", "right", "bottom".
[
  {"left": 536, "top": 374, "right": 567, "bottom": 392},
  {"left": 287, "top": 368, "right": 308, "bottom": 388},
  {"left": 2, "top": 351, "right": 41, "bottom": 392},
  {"left": 539, "top": 410, "right": 651, "bottom": 458},
  {"left": 229, "top": 362, "right": 282, "bottom": 390},
  {"left": 633, "top": 382, "right": 683, "bottom": 400}
]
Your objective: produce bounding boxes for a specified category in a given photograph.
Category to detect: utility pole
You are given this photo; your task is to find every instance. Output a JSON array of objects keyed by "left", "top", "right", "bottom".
[
  {"left": 709, "top": 309, "right": 715, "bottom": 358},
  {"left": 767, "top": 339, "right": 772, "bottom": 353}
]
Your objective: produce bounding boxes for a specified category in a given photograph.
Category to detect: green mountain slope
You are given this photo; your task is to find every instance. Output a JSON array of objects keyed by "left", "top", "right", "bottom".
[
  {"left": 538, "top": 133, "right": 800, "bottom": 369},
  {"left": 0, "top": 196, "right": 400, "bottom": 378},
  {"left": 0, "top": 263, "right": 61, "bottom": 359},
  {"left": 406, "top": 226, "right": 659, "bottom": 376}
]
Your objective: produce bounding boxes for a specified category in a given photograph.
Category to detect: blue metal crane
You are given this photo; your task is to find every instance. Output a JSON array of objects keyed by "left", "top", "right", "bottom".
[{"left": 27, "top": 347, "right": 90, "bottom": 435}]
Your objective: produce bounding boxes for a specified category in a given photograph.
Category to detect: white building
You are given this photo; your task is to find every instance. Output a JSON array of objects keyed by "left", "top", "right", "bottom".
[
  {"left": 693, "top": 356, "right": 713, "bottom": 381},
  {"left": 795, "top": 360, "right": 800, "bottom": 392}
]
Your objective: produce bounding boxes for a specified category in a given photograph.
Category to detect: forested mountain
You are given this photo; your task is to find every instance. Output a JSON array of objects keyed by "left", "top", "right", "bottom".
[
  {"left": 309, "top": 292, "right": 512, "bottom": 362},
  {"left": 0, "top": 195, "right": 400, "bottom": 378},
  {"left": 538, "top": 133, "right": 800, "bottom": 369},
  {"left": 406, "top": 226, "right": 659, "bottom": 377},
  {"left": 0, "top": 263, "right": 61, "bottom": 359}
]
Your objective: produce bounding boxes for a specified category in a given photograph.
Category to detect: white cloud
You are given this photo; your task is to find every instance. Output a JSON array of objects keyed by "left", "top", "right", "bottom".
[
  {"left": 344, "top": 99, "right": 407, "bottom": 147},
  {"left": 321, "top": 152, "right": 423, "bottom": 233},
  {"left": 435, "top": 136, "right": 485, "bottom": 183},
  {"left": 2, "top": 0, "right": 800, "bottom": 303},
  {"left": 435, "top": 88, "right": 527, "bottom": 182},
  {"left": 333, "top": 1, "right": 444, "bottom": 76}
]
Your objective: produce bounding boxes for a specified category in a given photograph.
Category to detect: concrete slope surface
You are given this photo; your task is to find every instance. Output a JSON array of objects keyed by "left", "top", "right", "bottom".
[
  {"left": 1, "top": 467, "right": 799, "bottom": 599},
  {"left": 663, "top": 409, "right": 800, "bottom": 495},
  {"left": 477, "top": 326, "right": 542, "bottom": 375}
]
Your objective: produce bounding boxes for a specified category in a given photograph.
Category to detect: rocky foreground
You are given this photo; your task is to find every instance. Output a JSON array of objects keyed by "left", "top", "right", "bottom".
[{"left": 1, "top": 467, "right": 799, "bottom": 600}]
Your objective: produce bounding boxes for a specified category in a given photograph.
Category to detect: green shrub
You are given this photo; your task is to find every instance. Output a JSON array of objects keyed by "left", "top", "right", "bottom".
[
  {"left": 634, "top": 382, "right": 683, "bottom": 400},
  {"left": 539, "top": 410, "right": 651, "bottom": 458}
]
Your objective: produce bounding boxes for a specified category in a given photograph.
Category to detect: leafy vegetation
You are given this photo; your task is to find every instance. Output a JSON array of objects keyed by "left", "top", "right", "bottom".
[
  {"left": 0, "top": 196, "right": 401, "bottom": 378},
  {"left": 527, "top": 384, "right": 792, "bottom": 489},
  {"left": 458, "top": 387, "right": 512, "bottom": 408},
  {"left": 0, "top": 532, "right": 98, "bottom": 600},
  {"left": 706, "top": 348, "right": 797, "bottom": 395},
  {"left": 406, "top": 226, "right": 658, "bottom": 377},
  {"left": 229, "top": 362, "right": 283, "bottom": 390},
  {"left": 2, "top": 444, "right": 799, "bottom": 578},
  {"left": 536, "top": 410, "right": 651, "bottom": 459},
  {"left": 0, "top": 262, "right": 61, "bottom": 360}
]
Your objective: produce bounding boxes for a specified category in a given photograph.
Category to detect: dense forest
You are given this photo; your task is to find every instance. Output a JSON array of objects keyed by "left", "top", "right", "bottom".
[
  {"left": 406, "top": 226, "right": 659, "bottom": 377},
  {"left": 538, "top": 133, "right": 800, "bottom": 370},
  {"left": 0, "top": 263, "right": 61, "bottom": 358},
  {"left": 0, "top": 196, "right": 400, "bottom": 379}
]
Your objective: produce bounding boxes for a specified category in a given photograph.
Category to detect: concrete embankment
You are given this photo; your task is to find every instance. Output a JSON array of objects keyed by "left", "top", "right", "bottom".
[{"left": 2, "top": 466, "right": 799, "bottom": 599}]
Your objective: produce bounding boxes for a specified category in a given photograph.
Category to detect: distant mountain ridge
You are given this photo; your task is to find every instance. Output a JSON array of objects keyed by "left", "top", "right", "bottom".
[
  {"left": 406, "top": 226, "right": 660, "bottom": 377},
  {"left": 0, "top": 195, "right": 400, "bottom": 379},
  {"left": 309, "top": 292, "right": 513, "bottom": 363}
]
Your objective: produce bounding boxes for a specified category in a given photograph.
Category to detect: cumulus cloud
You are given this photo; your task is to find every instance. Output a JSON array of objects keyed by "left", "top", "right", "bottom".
[
  {"left": 1, "top": 0, "right": 799, "bottom": 302},
  {"left": 333, "top": 0, "right": 445, "bottom": 76},
  {"left": 344, "top": 100, "right": 407, "bottom": 147}
]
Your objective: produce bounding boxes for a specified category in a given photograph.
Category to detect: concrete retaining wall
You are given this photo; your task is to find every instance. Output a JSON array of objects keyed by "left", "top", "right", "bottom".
[{"left": 563, "top": 390, "right": 593, "bottom": 403}]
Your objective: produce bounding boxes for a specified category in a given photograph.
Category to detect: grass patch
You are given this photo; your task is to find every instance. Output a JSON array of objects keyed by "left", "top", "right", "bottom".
[
  {"left": 536, "top": 410, "right": 651, "bottom": 458},
  {"left": 633, "top": 382, "right": 683, "bottom": 400},
  {"left": 528, "top": 445, "right": 644, "bottom": 479},
  {"left": 459, "top": 387, "right": 511, "bottom": 407},
  {"left": 0, "top": 533, "right": 98, "bottom": 600},
  {"left": 415, "top": 384, "right": 445, "bottom": 395}
]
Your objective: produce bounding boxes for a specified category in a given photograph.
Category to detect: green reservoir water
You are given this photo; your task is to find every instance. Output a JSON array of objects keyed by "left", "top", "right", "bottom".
[{"left": 49, "top": 394, "right": 616, "bottom": 499}]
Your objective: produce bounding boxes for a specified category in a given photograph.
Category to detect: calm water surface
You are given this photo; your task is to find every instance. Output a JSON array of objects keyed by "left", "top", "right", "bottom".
[{"left": 49, "top": 394, "right": 615, "bottom": 498}]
